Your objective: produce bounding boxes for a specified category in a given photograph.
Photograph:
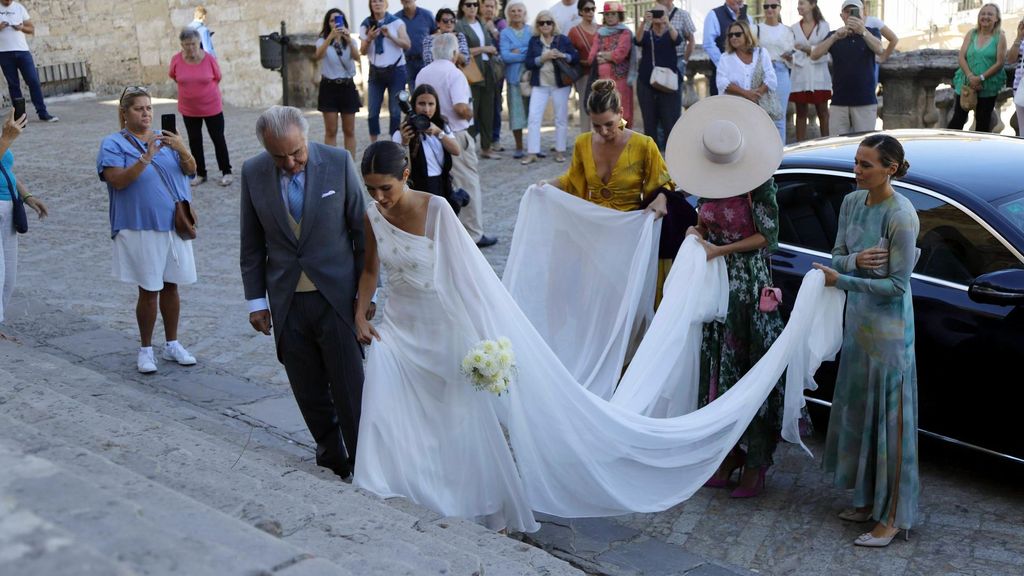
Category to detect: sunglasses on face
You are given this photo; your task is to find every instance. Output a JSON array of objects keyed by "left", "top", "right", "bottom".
[
  {"left": 538, "top": 20, "right": 553, "bottom": 25},
  {"left": 464, "top": 2, "right": 478, "bottom": 7},
  {"left": 581, "top": 6, "right": 595, "bottom": 12},
  {"left": 763, "top": 3, "right": 779, "bottom": 8},
  {"left": 440, "top": 17, "right": 455, "bottom": 23},
  {"left": 728, "top": 31, "right": 744, "bottom": 38}
]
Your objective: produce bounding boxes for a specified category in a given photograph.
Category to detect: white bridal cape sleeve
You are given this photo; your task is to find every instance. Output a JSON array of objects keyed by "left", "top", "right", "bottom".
[{"left": 429, "top": 186, "right": 845, "bottom": 519}]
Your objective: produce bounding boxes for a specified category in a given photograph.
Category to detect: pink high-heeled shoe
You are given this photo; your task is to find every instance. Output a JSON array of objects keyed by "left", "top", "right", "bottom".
[{"left": 729, "top": 467, "right": 766, "bottom": 498}]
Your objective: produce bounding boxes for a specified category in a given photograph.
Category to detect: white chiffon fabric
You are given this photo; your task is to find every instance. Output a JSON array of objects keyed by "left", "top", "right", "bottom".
[{"left": 354, "top": 187, "right": 845, "bottom": 533}]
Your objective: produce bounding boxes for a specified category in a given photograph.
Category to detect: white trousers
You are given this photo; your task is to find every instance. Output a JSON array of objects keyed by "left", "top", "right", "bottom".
[
  {"left": 0, "top": 201, "right": 17, "bottom": 323},
  {"left": 451, "top": 129, "right": 485, "bottom": 242},
  {"left": 527, "top": 85, "right": 571, "bottom": 154}
]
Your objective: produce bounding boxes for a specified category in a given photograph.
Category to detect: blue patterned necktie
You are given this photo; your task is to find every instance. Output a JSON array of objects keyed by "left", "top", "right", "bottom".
[{"left": 287, "top": 174, "right": 304, "bottom": 222}]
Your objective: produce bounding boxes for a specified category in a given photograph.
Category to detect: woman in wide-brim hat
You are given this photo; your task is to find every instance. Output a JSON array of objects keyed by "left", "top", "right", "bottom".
[
  {"left": 588, "top": 2, "right": 634, "bottom": 127},
  {"left": 673, "top": 95, "right": 785, "bottom": 498}
]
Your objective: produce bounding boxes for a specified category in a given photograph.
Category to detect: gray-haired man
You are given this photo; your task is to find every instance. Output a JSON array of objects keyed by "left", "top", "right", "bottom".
[{"left": 240, "top": 106, "right": 366, "bottom": 479}]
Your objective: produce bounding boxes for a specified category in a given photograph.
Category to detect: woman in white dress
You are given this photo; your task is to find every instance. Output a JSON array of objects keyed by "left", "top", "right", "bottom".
[
  {"left": 353, "top": 141, "right": 537, "bottom": 532},
  {"left": 789, "top": 0, "right": 831, "bottom": 141}
]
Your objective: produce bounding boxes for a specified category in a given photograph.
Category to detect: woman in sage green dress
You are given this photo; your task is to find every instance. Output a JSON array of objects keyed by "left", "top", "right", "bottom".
[
  {"left": 687, "top": 178, "right": 785, "bottom": 498},
  {"left": 814, "top": 134, "right": 920, "bottom": 548}
]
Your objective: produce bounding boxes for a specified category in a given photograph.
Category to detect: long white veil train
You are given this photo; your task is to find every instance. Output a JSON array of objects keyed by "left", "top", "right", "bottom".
[{"left": 432, "top": 185, "right": 844, "bottom": 519}]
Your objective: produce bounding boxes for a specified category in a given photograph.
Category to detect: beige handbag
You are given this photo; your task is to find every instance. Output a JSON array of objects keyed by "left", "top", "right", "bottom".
[{"left": 959, "top": 83, "right": 978, "bottom": 111}]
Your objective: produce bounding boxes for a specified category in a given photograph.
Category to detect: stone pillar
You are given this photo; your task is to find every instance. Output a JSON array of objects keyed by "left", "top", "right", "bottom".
[
  {"left": 284, "top": 33, "right": 321, "bottom": 110},
  {"left": 878, "top": 49, "right": 959, "bottom": 129}
]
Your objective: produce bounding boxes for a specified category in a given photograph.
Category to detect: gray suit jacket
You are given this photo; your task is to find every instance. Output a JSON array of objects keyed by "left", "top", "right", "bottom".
[{"left": 240, "top": 142, "right": 366, "bottom": 356}]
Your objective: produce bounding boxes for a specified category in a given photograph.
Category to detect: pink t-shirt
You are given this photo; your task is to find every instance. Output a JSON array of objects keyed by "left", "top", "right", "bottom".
[{"left": 169, "top": 52, "right": 223, "bottom": 117}]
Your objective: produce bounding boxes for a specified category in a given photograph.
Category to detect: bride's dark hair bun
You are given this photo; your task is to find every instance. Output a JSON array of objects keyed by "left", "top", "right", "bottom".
[
  {"left": 895, "top": 159, "right": 910, "bottom": 179},
  {"left": 586, "top": 79, "right": 622, "bottom": 116},
  {"left": 361, "top": 140, "right": 408, "bottom": 179}
]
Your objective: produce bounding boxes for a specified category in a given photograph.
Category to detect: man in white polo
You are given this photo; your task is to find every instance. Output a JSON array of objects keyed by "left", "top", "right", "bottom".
[
  {"left": 416, "top": 33, "right": 497, "bottom": 247},
  {"left": 0, "top": 0, "right": 57, "bottom": 121}
]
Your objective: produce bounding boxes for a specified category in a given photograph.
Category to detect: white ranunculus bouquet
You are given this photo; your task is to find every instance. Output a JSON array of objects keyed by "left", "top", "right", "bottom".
[{"left": 460, "top": 337, "right": 516, "bottom": 395}]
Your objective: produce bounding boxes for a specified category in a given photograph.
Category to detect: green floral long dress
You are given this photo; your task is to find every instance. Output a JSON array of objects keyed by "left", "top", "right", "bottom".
[
  {"left": 822, "top": 189, "right": 920, "bottom": 530},
  {"left": 697, "top": 179, "right": 785, "bottom": 469}
]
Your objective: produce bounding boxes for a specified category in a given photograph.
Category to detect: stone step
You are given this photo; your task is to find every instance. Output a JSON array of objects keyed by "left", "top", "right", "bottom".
[
  {"left": 0, "top": 342, "right": 582, "bottom": 575},
  {"left": 0, "top": 428, "right": 349, "bottom": 576}
]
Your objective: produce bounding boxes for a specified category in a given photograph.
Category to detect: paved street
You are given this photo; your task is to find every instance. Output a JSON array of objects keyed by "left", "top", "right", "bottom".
[{"left": 3, "top": 96, "right": 1023, "bottom": 575}]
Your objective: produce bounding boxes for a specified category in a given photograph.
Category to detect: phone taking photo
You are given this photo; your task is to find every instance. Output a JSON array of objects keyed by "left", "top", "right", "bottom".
[
  {"left": 161, "top": 113, "right": 177, "bottom": 135},
  {"left": 650, "top": 8, "right": 664, "bottom": 18},
  {"left": 849, "top": 6, "right": 860, "bottom": 19},
  {"left": 12, "top": 97, "right": 25, "bottom": 122},
  {"left": 334, "top": 14, "right": 346, "bottom": 30}
]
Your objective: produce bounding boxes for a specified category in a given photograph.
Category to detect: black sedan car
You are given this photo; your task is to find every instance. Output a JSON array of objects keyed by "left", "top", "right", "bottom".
[{"left": 770, "top": 129, "right": 1024, "bottom": 464}]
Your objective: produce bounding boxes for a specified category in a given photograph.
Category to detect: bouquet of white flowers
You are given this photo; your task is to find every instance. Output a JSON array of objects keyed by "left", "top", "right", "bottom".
[{"left": 460, "top": 337, "right": 516, "bottom": 395}]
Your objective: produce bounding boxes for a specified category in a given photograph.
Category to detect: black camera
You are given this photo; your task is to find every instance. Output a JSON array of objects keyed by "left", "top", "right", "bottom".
[{"left": 398, "top": 90, "right": 433, "bottom": 134}]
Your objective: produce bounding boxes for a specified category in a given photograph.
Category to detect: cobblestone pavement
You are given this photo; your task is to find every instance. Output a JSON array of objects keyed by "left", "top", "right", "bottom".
[{"left": 6, "top": 97, "right": 1024, "bottom": 576}]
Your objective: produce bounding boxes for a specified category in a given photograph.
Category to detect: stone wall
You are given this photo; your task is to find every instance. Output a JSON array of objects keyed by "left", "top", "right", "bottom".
[{"left": 19, "top": 0, "right": 325, "bottom": 107}]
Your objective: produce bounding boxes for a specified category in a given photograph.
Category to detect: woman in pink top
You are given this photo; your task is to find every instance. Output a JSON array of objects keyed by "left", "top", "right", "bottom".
[{"left": 169, "top": 27, "right": 233, "bottom": 187}]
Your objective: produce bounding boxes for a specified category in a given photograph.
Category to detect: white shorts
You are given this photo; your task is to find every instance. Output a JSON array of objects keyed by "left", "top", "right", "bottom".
[{"left": 112, "top": 229, "right": 197, "bottom": 291}]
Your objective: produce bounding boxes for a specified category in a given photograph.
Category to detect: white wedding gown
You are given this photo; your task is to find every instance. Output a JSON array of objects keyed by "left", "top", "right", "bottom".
[{"left": 355, "top": 189, "right": 845, "bottom": 533}]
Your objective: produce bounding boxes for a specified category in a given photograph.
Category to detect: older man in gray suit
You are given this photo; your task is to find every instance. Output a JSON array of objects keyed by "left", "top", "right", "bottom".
[{"left": 240, "top": 106, "right": 366, "bottom": 479}]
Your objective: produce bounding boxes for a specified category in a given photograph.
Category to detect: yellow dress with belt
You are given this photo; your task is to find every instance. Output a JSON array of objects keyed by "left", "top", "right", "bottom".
[{"left": 555, "top": 131, "right": 676, "bottom": 305}]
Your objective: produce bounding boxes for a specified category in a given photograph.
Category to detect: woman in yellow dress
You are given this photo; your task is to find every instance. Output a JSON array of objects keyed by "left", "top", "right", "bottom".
[{"left": 546, "top": 79, "right": 694, "bottom": 305}]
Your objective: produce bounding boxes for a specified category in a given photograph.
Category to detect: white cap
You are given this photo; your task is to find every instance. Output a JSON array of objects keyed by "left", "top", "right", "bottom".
[{"left": 841, "top": 0, "right": 864, "bottom": 10}]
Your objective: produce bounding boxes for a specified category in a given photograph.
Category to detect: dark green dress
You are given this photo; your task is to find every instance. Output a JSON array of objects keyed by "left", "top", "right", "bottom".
[{"left": 697, "top": 180, "right": 785, "bottom": 469}]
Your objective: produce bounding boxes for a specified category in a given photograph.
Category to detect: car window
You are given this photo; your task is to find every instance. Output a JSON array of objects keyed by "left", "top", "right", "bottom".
[
  {"left": 774, "top": 175, "right": 855, "bottom": 253},
  {"left": 898, "top": 187, "right": 1024, "bottom": 285},
  {"left": 995, "top": 193, "right": 1024, "bottom": 237}
]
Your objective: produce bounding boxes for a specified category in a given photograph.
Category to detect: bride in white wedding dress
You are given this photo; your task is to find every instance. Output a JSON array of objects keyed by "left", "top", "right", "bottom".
[{"left": 352, "top": 136, "right": 845, "bottom": 533}]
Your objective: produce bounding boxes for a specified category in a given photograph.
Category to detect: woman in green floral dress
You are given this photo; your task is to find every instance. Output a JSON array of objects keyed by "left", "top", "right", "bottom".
[
  {"left": 814, "top": 134, "right": 920, "bottom": 548},
  {"left": 686, "top": 178, "right": 784, "bottom": 498}
]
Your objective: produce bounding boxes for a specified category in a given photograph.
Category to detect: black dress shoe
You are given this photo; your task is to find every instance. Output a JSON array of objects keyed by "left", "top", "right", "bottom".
[{"left": 476, "top": 235, "right": 498, "bottom": 248}]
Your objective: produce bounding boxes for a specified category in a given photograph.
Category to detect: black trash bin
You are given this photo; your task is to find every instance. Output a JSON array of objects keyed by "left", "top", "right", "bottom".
[{"left": 260, "top": 33, "right": 283, "bottom": 70}]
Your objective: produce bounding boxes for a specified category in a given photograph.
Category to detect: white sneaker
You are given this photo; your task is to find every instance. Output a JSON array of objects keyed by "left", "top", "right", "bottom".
[
  {"left": 137, "top": 348, "right": 157, "bottom": 373},
  {"left": 162, "top": 341, "right": 197, "bottom": 366},
  {"left": 218, "top": 174, "right": 234, "bottom": 186},
  {"left": 190, "top": 176, "right": 207, "bottom": 187}
]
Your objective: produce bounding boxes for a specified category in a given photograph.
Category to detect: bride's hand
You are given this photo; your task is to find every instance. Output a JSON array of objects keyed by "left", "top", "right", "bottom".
[{"left": 356, "top": 317, "right": 381, "bottom": 345}]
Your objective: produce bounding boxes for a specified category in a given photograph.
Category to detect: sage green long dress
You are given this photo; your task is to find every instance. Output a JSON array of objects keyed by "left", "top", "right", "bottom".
[{"left": 822, "top": 189, "right": 921, "bottom": 530}]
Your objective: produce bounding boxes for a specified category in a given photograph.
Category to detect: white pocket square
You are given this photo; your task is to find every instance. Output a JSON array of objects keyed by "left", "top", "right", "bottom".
[{"left": 321, "top": 190, "right": 336, "bottom": 198}]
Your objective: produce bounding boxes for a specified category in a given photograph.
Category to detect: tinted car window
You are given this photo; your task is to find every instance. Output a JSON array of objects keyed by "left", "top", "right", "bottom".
[
  {"left": 996, "top": 193, "right": 1024, "bottom": 236},
  {"left": 898, "top": 187, "right": 1024, "bottom": 285},
  {"left": 775, "top": 176, "right": 855, "bottom": 253}
]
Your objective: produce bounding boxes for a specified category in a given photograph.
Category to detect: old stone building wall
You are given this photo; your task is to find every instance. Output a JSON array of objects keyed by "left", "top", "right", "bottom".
[{"left": 18, "top": 0, "right": 325, "bottom": 107}]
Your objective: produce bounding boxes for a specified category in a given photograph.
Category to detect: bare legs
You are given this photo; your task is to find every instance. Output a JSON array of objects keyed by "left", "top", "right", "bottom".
[
  {"left": 137, "top": 283, "right": 179, "bottom": 347},
  {"left": 341, "top": 113, "right": 356, "bottom": 157},
  {"left": 513, "top": 129, "right": 523, "bottom": 153},
  {"left": 794, "top": 102, "right": 831, "bottom": 142}
]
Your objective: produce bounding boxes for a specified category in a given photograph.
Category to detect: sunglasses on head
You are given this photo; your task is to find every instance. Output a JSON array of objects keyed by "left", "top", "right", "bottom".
[
  {"left": 120, "top": 85, "right": 149, "bottom": 102},
  {"left": 762, "top": 3, "right": 779, "bottom": 8},
  {"left": 728, "top": 31, "right": 744, "bottom": 38},
  {"left": 538, "top": 20, "right": 553, "bottom": 25}
]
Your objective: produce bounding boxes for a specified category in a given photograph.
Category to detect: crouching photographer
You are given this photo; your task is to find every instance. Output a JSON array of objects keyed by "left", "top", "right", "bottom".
[{"left": 392, "top": 84, "right": 469, "bottom": 213}]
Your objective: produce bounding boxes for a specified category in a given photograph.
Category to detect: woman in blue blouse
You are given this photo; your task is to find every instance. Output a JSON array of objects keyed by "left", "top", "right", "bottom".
[
  {"left": 500, "top": 1, "right": 531, "bottom": 158},
  {"left": 0, "top": 110, "right": 48, "bottom": 331},
  {"left": 635, "top": 8, "right": 681, "bottom": 151},
  {"left": 521, "top": 10, "right": 578, "bottom": 165},
  {"left": 97, "top": 87, "right": 199, "bottom": 374}
]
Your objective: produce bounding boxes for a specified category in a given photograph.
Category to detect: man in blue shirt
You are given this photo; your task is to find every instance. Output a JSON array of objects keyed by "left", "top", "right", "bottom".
[
  {"left": 188, "top": 6, "right": 216, "bottom": 58},
  {"left": 701, "top": 0, "right": 747, "bottom": 96},
  {"left": 810, "top": 0, "right": 883, "bottom": 135},
  {"left": 398, "top": 0, "right": 436, "bottom": 91}
]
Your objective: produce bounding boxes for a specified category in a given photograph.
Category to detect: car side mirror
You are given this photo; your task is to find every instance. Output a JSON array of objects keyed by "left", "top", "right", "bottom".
[{"left": 968, "top": 269, "right": 1024, "bottom": 306}]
